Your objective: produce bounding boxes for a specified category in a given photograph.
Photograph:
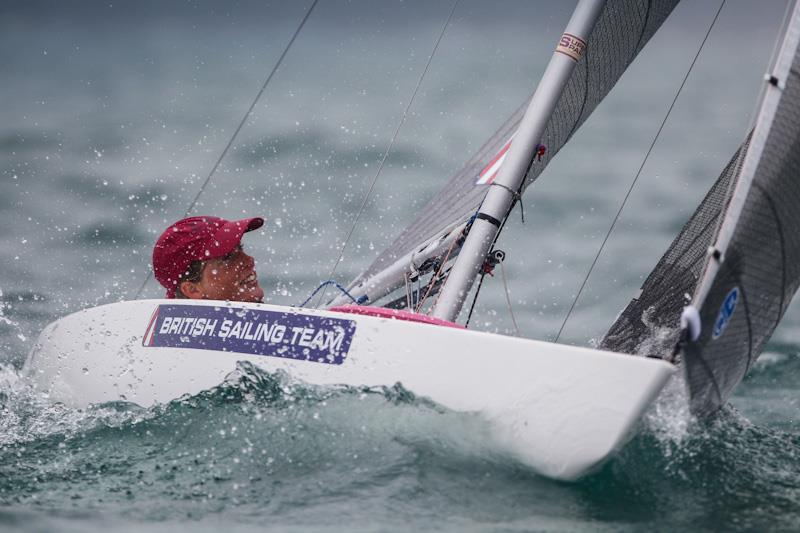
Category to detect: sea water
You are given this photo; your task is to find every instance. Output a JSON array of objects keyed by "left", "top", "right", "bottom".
[{"left": 1, "top": 1, "right": 798, "bottom": 530}]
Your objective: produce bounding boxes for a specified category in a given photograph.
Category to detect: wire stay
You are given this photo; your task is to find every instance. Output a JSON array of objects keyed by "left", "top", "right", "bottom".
[
  {"left": 135, "top": 0, "right": 320, "bottom": 299},
  {"left": 554, "top": 0, "right": 727, "bottom": 342},
  {"left": 313, "top": 0, "right": 461, "bottom": 308}
]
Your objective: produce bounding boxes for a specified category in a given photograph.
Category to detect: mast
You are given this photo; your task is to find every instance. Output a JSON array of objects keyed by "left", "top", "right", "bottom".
[
  {"left": 432, "top": 0, "right": 607, "bottom": 322},
  {"left": 680, "top": 0, "right": 800, "bottom": 343}
]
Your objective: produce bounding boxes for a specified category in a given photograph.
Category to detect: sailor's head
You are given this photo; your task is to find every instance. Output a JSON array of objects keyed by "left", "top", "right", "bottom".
[{"left": 152, "top": 215, "right": 265, "bottom": 302}]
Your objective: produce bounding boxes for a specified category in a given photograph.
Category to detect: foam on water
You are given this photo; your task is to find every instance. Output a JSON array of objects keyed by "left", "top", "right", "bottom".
[
  {"left": 1, "top": 362, "right": 526, "bottom": 524},
  {"left": 0, "top": 363, "right": 150, "bottom": 448},
  {"left": 2, "top": 351, "right": 800, "bottom": 531}
]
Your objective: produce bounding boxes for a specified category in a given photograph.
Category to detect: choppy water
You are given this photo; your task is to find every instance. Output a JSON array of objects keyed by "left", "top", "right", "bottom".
[{"left": 1, "top": 1, "right": 799, "bottom": 531}]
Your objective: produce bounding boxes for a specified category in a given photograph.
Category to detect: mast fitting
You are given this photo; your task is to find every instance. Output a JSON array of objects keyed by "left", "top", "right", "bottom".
[
  {"left": 475, "top": 212, "right": 503, "bottom": 228},
  {"left": 481, "top": 249, "right": 506, "bottom": 277},
  {"left": 707, "top": 246, "right": 723, "bottom": 262},
  {"left": 490, "top": 181, "right": 521, "bottom": 201},
  {"left": 489, "top": 181, "right": 526, "bottom": 223},
  {"left": 680, "top": 305, "right": 702, "bottom": 341},
  {"left": 765, "top": 73, "right": 785, "bottom": 90}
]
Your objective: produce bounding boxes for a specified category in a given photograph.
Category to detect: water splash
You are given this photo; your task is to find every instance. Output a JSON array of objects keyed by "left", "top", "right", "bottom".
[
  {"left": 0, "top": 288, "right": 27, "bottom": 344},
  {"left": 0, "top": 363, "right": 149, "bottom": 448},
  {"left": 596, "top": 306, "right": 695, "bottom": 448},
  {"left": 0, "top": 361, "right": 511, "bottom": 520}
]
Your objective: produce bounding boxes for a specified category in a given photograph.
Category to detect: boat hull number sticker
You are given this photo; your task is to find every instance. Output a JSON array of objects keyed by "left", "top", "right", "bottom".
[
  {"left": 143, "top": 304, "right": 356, "bottom": 365},
  {"left": 556, "top": 33, "right": 586, "bottom": 62},
  {"left": 712, "top": 287, "right": 739, "bottom": 340}
]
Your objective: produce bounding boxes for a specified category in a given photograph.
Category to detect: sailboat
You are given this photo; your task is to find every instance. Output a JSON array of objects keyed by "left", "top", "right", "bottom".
[{"left": 23, "top": 0, "right": 800, "bottom": 480}]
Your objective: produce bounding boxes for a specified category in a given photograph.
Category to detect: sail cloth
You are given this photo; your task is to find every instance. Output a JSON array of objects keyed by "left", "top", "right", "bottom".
[
  {"left": 346, "top": 0, "right": 681, "bottom": 303},
  {"left": 680, "top": 7, "right": 800, "bottom": 416},
  {"left": 605, "top": 4, "right": 800, "bottom": 416},
  {"left": 599, "top": 139, "right": 750, "bottom": 356}
]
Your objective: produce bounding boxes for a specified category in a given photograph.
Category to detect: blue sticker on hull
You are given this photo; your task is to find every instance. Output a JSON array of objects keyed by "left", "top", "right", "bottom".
[
  {"left": 143, "top": 304, "right": 356, "bottom": 365},
  {"left": 712, "top": 287, "right": 739, "bottom": 340}
]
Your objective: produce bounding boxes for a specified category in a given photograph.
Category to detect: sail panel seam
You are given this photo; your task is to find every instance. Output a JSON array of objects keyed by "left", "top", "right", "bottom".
[
  {"left": 751, "top": 181, "right": 787, "bottom": 352},
  {"left": 632, "top": 0, "right": 653, "bottom": 55},
  {"left": 740, "top": 283, "right": 755, "bottom": 374},
  {"left": 562, "top": 30, "right": 591, "bottom": 145},
  {"left": 689, "top": 344, "right": 724, "bottom": 410}
]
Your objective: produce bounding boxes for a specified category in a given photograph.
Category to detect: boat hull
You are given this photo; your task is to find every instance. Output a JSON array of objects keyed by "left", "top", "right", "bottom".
[{"left": 24, "top": 299, "right": 673, "bottom": 480}]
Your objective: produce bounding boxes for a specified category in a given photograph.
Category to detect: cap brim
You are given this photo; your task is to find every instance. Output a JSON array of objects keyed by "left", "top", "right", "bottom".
[
  {"left": 248, "top": 217, "right": 264, "bottom": 231},
  {"left": 208, "top": 217, "right": 264, "bottom": 259}
]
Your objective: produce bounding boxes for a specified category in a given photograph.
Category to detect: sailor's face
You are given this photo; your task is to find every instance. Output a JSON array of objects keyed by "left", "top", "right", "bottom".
[{"left": 191, "top": 244, "right": 264, "bottom": 303}]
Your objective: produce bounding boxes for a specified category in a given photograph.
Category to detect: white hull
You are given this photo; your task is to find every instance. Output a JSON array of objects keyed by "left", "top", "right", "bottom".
[{"left": 24, "top": 299, "right": 673, "bottom": 480}]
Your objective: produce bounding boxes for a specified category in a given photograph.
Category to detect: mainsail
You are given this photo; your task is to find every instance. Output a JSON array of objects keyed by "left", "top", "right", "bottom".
[
  {"left": 336, "top": 0, "right": 681, "bottom": 307},
  {"left": 605, "top": 1, "right": 800, "bottom": 416}
]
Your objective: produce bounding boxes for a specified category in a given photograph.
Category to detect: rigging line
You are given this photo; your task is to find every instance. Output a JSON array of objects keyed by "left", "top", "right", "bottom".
[
  {"left": 499, "top": 260, "right": 520, "bottom": 336},
  {"left": 417, "top": 233, "right": 459, "bottom": 312},
  {"left": 687, "top": 0, "right": 795, "bottom": 316},
  {"left": 464, "top": 271, "right": 487, "bottom": 328},
  {"left": 460, "top": 191, "right": 517, "bottom": 324},
  {"left": 313, "top": 0, "right": 461, "bottom": 308},
  {"left": 134, "top": 0, "right": 320, "bottom": 299},
  {"left": 183, "top": 0, "right": 320, "bottom": 218},
  {"left": 553, "top": 0, "right": 727, "bottom": 343}
]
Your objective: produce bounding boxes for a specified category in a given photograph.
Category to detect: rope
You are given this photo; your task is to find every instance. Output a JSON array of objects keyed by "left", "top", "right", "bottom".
[
  {"left": 464, "top": 272, "right": 486, "bottom": 328},
  {"left": 134, "top": 0, "right": 320, "bottom": 299},
  {"left": 417, "top": 232, "right": 459, "bottom": 312},
  {"left": 299, "top": 280, "right": 364, "bottom": 308},
  {"left": 462, "top": 178, "right": 524, "bottom": 325},
  {"left": 554, "top": 0, "right": 727, "bottom": 343},
  {"left": 314, "top": 0, "right": 461, "bottom": 308},
  {"left": 499, "top": 260, "right": 520, "bottom": 336}
]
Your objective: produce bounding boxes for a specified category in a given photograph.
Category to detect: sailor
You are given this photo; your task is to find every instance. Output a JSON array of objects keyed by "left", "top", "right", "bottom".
[{"left": 152, "top": 215, "right": 265, "bottom": 302}]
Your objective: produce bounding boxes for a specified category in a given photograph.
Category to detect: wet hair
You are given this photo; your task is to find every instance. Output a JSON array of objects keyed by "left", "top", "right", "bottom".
[{"left": 174, "top": 260, "right": 205, "bottom": 299}]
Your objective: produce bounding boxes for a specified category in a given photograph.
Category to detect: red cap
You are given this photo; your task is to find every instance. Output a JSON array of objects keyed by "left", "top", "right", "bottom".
[{"left": 152, "top": 215, "right": 264, "bottom": 298}]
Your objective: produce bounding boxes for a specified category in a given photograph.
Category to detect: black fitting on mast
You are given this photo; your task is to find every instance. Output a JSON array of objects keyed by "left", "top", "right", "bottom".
[
  {"left": 475, "top": 212, "right": 503, "bottom": 228},
  {"left": 481, "top": 249, "right": 506, "bottom": 276},
  {"left": 765, "top": 73, "right": 785, "bottom": 90}
]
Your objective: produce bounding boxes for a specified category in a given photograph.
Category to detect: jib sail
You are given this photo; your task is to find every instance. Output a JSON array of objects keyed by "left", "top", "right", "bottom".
[{"left": 604, "top": 1, "right": 800, "bottom": 416}]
